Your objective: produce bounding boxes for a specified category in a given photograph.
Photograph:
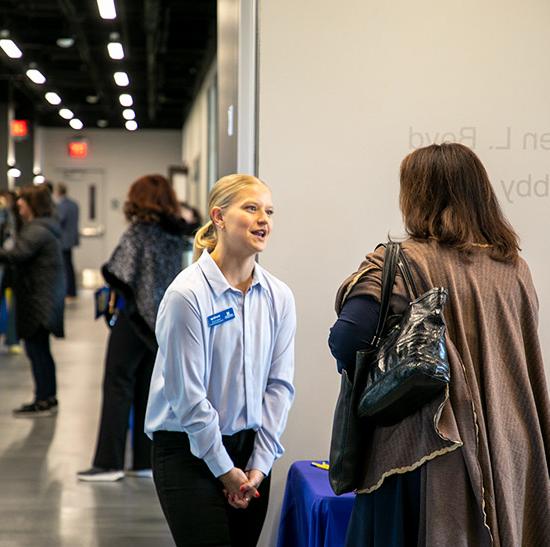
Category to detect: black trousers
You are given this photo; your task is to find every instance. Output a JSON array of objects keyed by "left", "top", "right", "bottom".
[
  {"left": 62, "top": 249, "right": 77, "bottom": 297},
  {"left": 93, "top": 313, "right": 155, "bottom": 470},
  {"left": 24, "top": 327, "right": 57, "bottom": 401},
  {"left": 152, "top": 430, "right": 271, "bottom": 547}
]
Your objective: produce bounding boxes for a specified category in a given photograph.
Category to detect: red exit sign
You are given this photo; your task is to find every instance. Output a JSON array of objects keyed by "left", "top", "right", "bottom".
[
  {"left": 68, "top": 140, "right": 88, "bottom": 158},
  {"left": 11, "top": 119, "right": 28, "bottom": 138}
]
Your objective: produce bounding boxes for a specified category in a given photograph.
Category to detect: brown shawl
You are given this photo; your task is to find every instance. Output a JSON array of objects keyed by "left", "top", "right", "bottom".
[{"left": 335, "top": 239, "right": 550, "bottom": 547}]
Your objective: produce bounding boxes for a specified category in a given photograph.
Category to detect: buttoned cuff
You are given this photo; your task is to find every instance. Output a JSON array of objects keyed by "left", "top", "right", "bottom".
[
  {"left": 204, "top": 448, "right": 234, "bottom": 478},
  {"left": 246, "top": 448, "right": 275, "bottom": 477}
]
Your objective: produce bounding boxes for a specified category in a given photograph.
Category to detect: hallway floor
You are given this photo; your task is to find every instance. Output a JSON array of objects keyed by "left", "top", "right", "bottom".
[{"left": 0, "top": 291, "right": 174, "bottom": 546}]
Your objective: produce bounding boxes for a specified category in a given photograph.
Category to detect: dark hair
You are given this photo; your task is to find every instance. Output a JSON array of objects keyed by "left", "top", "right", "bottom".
[
  {"left": 399, "top": 143, "right": 519, "bottom": 262},
  {"left": 123, "top": 174, "right": 181, "bottom": 223},
  {"left": 57, "top": 183, "right": 68, "bottom": 196},
  {"left": 18, "top": 185, "right": 55, "bottom": 218}
]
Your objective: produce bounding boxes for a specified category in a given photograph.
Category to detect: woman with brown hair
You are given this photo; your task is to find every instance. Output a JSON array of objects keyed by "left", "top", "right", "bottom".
[
  {"left": 329, "top": 143, "right": 550, "bottom": 546},
  {"left": 0, "top": 185, "right": 65, "bottom": 416},
  {"left": 78, "top": 174, "right": 193, "bottom": 481}
]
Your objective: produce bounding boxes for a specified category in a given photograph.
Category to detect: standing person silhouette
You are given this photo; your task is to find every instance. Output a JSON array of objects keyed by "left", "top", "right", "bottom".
[
  {"left": 55, "top": 183, "right": 80, "bottom": 299},
  {"left": 146, "top": 174, "right": 296, "bottom": 547}
]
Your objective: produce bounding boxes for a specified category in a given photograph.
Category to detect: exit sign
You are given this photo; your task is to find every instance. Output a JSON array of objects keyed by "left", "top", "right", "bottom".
[
  {"left": 68, "top": 140, "right": 88, "bottom": 158},
  {"left": 11, "top": 119, "right": 29, "bottom": 138}
]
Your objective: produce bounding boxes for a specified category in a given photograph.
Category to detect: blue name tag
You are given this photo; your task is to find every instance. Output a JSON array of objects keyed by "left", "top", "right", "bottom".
[{"left": 207, "top": 307, "right": 236, "bottom": 328}]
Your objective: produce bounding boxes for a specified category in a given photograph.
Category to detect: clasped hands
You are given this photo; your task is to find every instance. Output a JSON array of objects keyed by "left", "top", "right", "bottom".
[{"left": 219, "top": 467, "right": 264, "bottom": 509}]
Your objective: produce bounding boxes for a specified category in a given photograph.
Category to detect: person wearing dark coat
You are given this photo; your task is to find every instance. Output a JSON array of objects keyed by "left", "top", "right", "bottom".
[
  {"left": 0, "top": 185, "right": 65, "bottom": 417},
  {"left": 55, "top": 182, "right": 80, "bottom": 298},
  {"left": 77, "top": 174, "right": 192, "bottom": 482}
]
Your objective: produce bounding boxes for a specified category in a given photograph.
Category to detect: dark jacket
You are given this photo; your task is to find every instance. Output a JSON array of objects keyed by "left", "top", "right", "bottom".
[
  {"left": 0, "top": 217, "right": 65, "bottom": 339},
  {"left": 56, "top": 196, "right": 80, "bottom": 250},
  {"left": 102, "top": 216, "right": 188, "bottom": 349}
]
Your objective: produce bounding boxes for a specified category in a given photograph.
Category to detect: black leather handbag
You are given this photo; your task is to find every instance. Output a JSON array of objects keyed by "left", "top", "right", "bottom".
[
  {"left": 328, "top": 242, "right": 450, "bottom": 494},
  {"left": 357, "top": 242, "right": 450, "bottom": 424}
]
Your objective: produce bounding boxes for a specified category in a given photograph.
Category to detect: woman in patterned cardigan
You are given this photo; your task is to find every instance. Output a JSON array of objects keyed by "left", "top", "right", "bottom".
[{"left": 78, "top": 174, "right": 195, "bottom": 481}]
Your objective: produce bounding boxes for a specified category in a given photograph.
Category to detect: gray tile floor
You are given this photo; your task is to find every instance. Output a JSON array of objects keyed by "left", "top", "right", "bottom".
[{"left": 0, "top": 291, "right": 174, "bottom": 547}]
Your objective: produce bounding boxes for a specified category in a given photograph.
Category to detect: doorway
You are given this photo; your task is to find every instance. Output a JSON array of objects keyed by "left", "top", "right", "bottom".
[{"left": 55, "top": 168, "right": 106, "bottom": 286}]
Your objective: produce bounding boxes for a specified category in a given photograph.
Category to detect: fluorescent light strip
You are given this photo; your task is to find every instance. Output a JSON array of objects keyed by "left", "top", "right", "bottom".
[
  {"left": 119, "top": 93, "right": 133, "bottom": 107},
  {"left": 113, "top": 71, "right": 129, "bottom": 86},
  {"left": 26, "top": 69, "right": 46, "bottom": 84},
  {"left": 97, "top": 0, "right": 117, "bottom": 20},
  {"left": 107, "top": 42, "right": 124, "bottom": 60},
  {"left": 0, "top": 39, "right": 23, "bottom": 58},
  {"left": 45, "top": 92, "right": 62, "bottom": 105}
]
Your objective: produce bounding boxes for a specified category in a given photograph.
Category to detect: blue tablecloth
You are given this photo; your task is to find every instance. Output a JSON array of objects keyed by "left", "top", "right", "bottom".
[{"left": 277, "top": 460, "right": 355, "bottom": 547}]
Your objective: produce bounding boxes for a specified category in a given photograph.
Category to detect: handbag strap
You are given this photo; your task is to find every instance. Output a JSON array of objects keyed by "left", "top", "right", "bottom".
[
  {"left": 370, "top": 242, "right": 400, "bottom": 348},
  {"left": 370, "top": 242, "right": 420, "bottom": 348}
]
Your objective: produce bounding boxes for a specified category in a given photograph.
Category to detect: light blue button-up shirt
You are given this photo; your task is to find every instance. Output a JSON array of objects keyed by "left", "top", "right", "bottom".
[{"left": 145, "top": 250, "right": 296, "bottom": 478}]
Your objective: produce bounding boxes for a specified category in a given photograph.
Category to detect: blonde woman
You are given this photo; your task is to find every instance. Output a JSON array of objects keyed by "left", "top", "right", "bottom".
[{"left": 145, "top": 174, "right": 296, "bottom": 546}]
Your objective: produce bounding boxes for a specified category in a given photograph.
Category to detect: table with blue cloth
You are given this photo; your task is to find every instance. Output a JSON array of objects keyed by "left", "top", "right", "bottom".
[{"left": 277, "top": 460, "right": 355, "bottom": 547}]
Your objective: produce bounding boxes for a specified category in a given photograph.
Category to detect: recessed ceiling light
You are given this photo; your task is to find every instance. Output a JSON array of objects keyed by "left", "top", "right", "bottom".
[
  {"left": 45, "top": 92, "right": 62, "bottom": 105},
  {"left": 107, "top": 42, "right": 124, "bottom": 60},
  {"left": 33, "top": 175, "right": 45, "bottom": 184},
  {"left": 69, "top": 118, "right": 83, "bottom": 130},
  {"left": 7, "top": 167, "right": 21, "bottom": 178},
  {"left": 59, "top": 108, "right": 74, "bottom": 120},
  {"left": 86, "top": 95, "right": 99, "bottom": 104},
  {"left": 26, "top": 68, "right": 46, "bottom": 84},
  {"left": 122, "top": 108, "right": 135, "bottom": 120},
  {"left": 56, "top": 37, "right": 75, "bottom": 48},
  {"left": 0, "top": 39, "right": 23, "bottom": 58},
  {"left": 119, "top": 93, "right": 133, "bottom": 107},
  {"left": 113, "top": 72, "right": 129, "bottom": 86},
  {"left": 125, "top": 120, "right": 137, "bottom": 131},
  {"left": 97, "top": 119, "right": 108, "bottom": 128},
  {"left": 97, "top": 0, "right": 117, "bottom": 20}
]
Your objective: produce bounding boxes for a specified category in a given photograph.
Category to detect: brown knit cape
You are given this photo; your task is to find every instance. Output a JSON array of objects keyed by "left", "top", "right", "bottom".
[{"left": 335, "top": 239, "right": 550, "bottom": 547}]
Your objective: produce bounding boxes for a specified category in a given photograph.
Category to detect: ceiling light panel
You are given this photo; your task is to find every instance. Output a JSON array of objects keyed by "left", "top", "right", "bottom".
[
  {"left": 107, "top": 42, "right": 124, "bottom": 60},
  {"left": 119, "top": 93, "right": 133, "bottom": 107},
  {"left": 69, "top": 119, "right": 83, "bottom": 130},
  {"left": 97, "top": 0, "right": 117, "bottom": 20},
  {"left": 0, "top": 39, "right": 23, "bottom": 58},
  {"left": 59, "top": 108, "right": 74, "bottom": 120},
  {"left": 122, "top": 108, "right": 135, "bottom": 120},
  {"left": 26, "top": 69, "right": 46, "bottom": 84},
  {"left": 125, "top": 120, "right": 137, "bottom": 131},
  {"left": 45, "top": 92, "right": 62, "bottom": 105},
  {"left": 113, "top": 71, "right": 129, "bottom": 86}
]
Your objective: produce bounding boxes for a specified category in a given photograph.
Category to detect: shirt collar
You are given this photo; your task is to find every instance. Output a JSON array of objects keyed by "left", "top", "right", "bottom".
[{"left": 198, "top": 250, "right": 268, "bottom": 297}]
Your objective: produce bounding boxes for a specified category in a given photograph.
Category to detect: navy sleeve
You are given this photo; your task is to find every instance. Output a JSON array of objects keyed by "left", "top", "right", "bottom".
[{"left": 328, "top": 295, "right": 380, "bottom": 373}]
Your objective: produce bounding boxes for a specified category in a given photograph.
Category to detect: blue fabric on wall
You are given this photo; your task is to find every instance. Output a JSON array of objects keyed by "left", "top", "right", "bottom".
[{"left": 277, "top": 461, "right": 355, "bottom": 547}]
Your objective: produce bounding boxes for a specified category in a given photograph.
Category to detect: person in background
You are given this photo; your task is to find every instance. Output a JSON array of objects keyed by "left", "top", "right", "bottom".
[
  {"left": 179, "top": 200, "right": 202, "bottom": 233},
  {"left": 0, "top": 191, "right": 21, "bottom": 353},
  {"left": 77, "top": 174, "right": 192, "bottom": 482},
  {"left": 145, "top": 174, "right": 296, "bottom": 547},
  {"left": 0, "top": 185, "right": 65, "bottom": 416},
  {"left": 55, "top": 183, "right": 80, "bottom": 299},
  {"left": 329, "top": 143, "right": 550, "bottom": 546}
]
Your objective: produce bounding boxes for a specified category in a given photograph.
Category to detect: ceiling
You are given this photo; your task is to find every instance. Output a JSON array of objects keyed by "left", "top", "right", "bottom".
[{"left": 0, "top": 0, "right": 217, "bottom": 129}]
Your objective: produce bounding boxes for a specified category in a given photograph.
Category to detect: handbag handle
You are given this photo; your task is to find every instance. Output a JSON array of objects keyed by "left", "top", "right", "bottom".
[
  {"left": 370, "top": 242, "right": 400, "bottom": 348},
  {"left": 370, "top": 242, "right": 418, "bottom": 348}
]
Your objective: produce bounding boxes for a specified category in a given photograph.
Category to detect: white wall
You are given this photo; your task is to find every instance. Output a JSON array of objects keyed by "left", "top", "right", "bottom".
[
  {"left": 182, "top": 63, "right": 217, "bottom": 217},
  {"left": 39, "top": 127, "right": 181, "bottom": 263},
  {"left": 257, "top": 0, "right": 550, "bottom": 545}
]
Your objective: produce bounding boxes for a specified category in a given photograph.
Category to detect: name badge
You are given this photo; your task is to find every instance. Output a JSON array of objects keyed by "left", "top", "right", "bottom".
[{"left": 207, "top": 307, "right": 236, "bottom": 328}]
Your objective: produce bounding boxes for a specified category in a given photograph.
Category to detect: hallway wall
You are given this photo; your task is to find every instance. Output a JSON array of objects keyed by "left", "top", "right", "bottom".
[
  {"left": 39, "top": 128, "right": 182, "bottom": 263},
  {"left": 257, "top": 0, "right": 550, "bottom": 544}
]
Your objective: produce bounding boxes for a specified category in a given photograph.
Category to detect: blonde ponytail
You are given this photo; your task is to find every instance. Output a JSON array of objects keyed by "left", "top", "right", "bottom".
[
  {"left": 193, "top": 220, "right": 217, "bottom": 261},
  {"left": 192, "top": 174, "right": 269, "bottom": 262}
]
